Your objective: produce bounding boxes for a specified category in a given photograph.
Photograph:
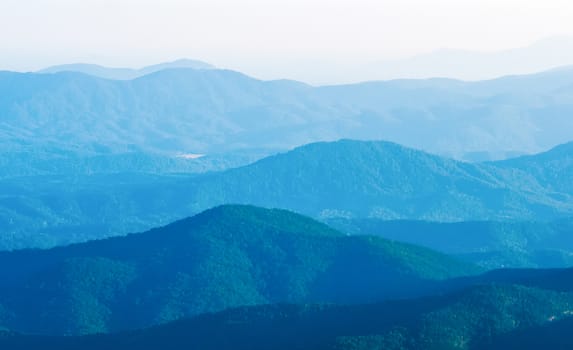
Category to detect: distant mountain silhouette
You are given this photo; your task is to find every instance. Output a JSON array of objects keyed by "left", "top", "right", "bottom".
[
  {"left": 38, "top": 59, "right": 215, "bottom": 80},
  {"left": 3, "top": 64, "right": 573, "bottom": 167},
  {"left": 355, "top": 36, "right": 573, "bottom": 81}
]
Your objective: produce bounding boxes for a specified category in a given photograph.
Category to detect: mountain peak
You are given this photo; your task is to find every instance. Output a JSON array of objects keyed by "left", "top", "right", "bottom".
[
  {"left": 280, "top": 139, "right": 446, "bottom": 167},
  {"left": 547, "top": 141, "right": 573, "bottom": 155},
  {"left": 0, "top": 204, "right": 475, "bottom": 335},
  {"left": 138, "top": 59, "right": 215, "bottom": 75},
  {"left": 176, "top": 204, "right": 343, "bottom": 239},
  {"left": 497, "top": 140, "right": 573, "bottom": 164}
]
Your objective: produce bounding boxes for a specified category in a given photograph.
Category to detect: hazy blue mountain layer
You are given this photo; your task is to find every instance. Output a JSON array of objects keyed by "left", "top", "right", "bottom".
[
  {"left": 492, "top": 141, "right": 573, "bottom": 195},
  {"left": 0, "top": 205, "right": 477, "bottom": 335},
  {"left": 314, "top": 36, "right": 573, "bottom": 83},
  {"left": 38, "top": 59, "right": 215, "bottom": 80},
  {"left": 0, "top": 149, "right": 271, "bottom": 179},
  {"left": 2, "top": 65, "right": 573, "bottom": 166},
  {"left": 2, "top": 140, "right": 573, "bottom": 251}
]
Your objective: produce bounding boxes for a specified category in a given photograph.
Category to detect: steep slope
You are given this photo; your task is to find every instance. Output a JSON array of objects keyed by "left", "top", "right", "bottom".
[
  {"left": 492, "top": 141, "right": 573, "bottom": 195},
  {"left": 0, "top": 205, "right": 477, "bottom": 335},
  {"left": 1, "top": 284, "right": 572, "bottom": 350},
  {"left": 327, "top": 218, "right": 573, "bottom": 268}
]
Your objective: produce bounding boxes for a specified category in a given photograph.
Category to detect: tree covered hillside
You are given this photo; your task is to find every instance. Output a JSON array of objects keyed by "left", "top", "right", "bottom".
[
  {"left": 327, "top": 218, "right": 573, "bottom": 268},
  {"left": 1, "top": 284, "right": 572, "bottom": 350},
  {"left": 2, "top": 139, "right": 573, "bottom": 251},
  {"left": 0, "top": 205, "right": 477, "bottom": 335}
]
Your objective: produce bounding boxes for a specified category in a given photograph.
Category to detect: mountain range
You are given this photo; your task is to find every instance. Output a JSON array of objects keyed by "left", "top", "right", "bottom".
[
  {"left": 4, "top": 204, "right": 573, "bottom": 349},
  {"left": 4, "top": 268, "right": 573, "bottom": 349},
  {"left": 2, "top": 62, "right": 573, "bottom": 174},
  {"left": 254, "top": 36, "right": 573, "bottom": 84},
  {"left": 356, "top": 36, "right": 573, "bottom": 82},
  {"left": 0, "top": 205, "right": 478, "bottom": 336},
  {"left": 38, "top": 59, "right": 215, "bottom": 80},
  {"left": 2, "top": 139, "right": 573, "bottom": 252},
  {"left": 3, "top": 55, "right": 573, "bottom": 348}
]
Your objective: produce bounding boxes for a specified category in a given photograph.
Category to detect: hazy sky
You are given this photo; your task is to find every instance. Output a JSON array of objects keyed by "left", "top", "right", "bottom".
[{"left": 2, "top": 0, "right": 573, "bottom": 81}]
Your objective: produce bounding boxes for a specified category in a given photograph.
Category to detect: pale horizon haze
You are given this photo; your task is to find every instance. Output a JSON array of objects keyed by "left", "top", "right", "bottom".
[{"left": 2, "top": 0, "right": 573, "bottom": 83}]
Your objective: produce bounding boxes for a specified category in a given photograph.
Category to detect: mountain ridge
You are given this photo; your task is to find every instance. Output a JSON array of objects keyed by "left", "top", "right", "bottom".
[
  {"left": 38, "top": 58, "right": 215, "bottom": 80},
  {"left": 0, "top": 204, "right": 477, "bottom": 335},
  {"left": 1, "top": 282, "right": 572, "bottom": 349},
  {"left": 3, "top": 64, "right": 573, "bottom": 162},
  {"left": 2, "top": 139, "right": 573, "bottom": 251}
]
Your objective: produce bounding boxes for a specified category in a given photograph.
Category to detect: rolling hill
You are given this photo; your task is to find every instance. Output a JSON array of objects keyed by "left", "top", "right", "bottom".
[
  {"left": 188, "top": 139, "right": 572, "bottom": 221},
  {"left": 1, "top": 283, "right": 572, "bottom": 349},
  {"left": 0, "top": 205, "right": 477, "bottom": 335},
  {"left": 3, "top": 63, "right": 573, "bottom": 176},
  {"left": 2, "top": 139, "right": 573, "bottom": 251}
]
